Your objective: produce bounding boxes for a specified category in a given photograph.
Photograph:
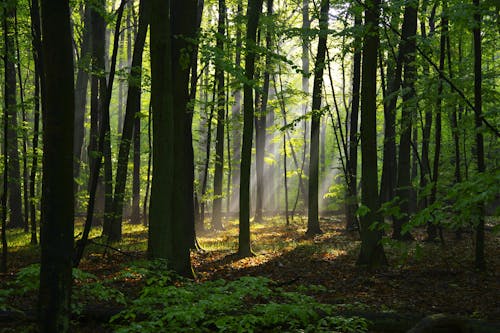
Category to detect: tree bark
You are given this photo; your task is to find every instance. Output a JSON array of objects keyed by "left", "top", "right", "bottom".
[
  {"left": 3, "top": 1, "right": 24, "bottom": 229},
  {"left": 306, "top": 0, "right": 329, "bottom": 236},
  {"left": 473, "top": 0, "right": 485, "bottom": 270},
  {"left": 212, "top": 0, "right": 227, "bottom": 230},
  {"left": 38, "top": 0, "right": 75, "bottom": 331},
  {"left": 393, "top": 1, "right": 418, "bottom": 240},
  {"left": 239, "top": 0, "right": 263, "bottom": 258},
  {"left": 357, "top": 0, "right": 387, "bottom": 268}
]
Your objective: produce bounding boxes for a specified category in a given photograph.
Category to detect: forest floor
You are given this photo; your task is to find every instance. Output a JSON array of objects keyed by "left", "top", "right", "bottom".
[{"left": 1, "top": 215, "right": 499, "bottom": 332}]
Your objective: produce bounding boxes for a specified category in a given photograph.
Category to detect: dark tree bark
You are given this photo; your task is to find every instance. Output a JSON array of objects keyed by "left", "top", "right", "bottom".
[
  {"left": 357, "top": 0, "right": 387, "bottom": 268},
  {"left": 14, "top": 10, "right": 29, "bottom": 233},
  {"left": 148, "top": 0, "right": 196, "bottom": 277},
  {"left": 393, "top": 0, "right": 418, "bottom": 240},
  {"left": 73, "top": 5, "right": 91, "bottom": 187},
  {"left": 3, "top": 1, "right": 24, "bottom": 229},
  {"left": 38, "top": 0, "right": 75, "bottom": 331},
  {"left": 239, "top": 0, "right": 263, "bottom": 258},
  {"left": 427, "top": 2, "right": 447, "bottom": 241},
  {"left": 254, "top": 0, "right": 273, "bottom": 222},
  {"left": 346, "top": 6, "right": 362, "bottom": 231},
  {"left": 212, "top": 0, "right": 227, "bottom": 230},
  {"left": 379, "top": 13, "right": 403, "bottom": 207},
  {"left": 473, "top": 0, "right": 485, "bottom": 270},
  {"left": 231, "top": 0, "right": 243, "bottom": 213},
  {"left": 306, "top": 0, "right": 329, "bottom": 236},
  {"left": 29, "top": 0, "right": 43, "bottom": 245},
  {"left": 111, "top": 0, "right": 150, "bottom": 230}
]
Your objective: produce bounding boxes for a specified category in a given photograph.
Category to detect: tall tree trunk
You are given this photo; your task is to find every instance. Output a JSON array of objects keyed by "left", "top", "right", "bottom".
[
  {"left": 148, "top": 0, "right": 196, "bottom": 277},
  {"left": 306, "top": 0, "right": 329, "bottom": 236},
  {"left": 212, "top": 0, "right": 226, "bottom": 230},
  {"left": 473, "top": 0, "right": 485, "bottom": 270},
  {"left": 379, "top": 13, "right": 403, "bottom": 208},
  {"left": 393, "top": 0, "right": 418, "bottom": 240},
  {"left": 239, "top": 0, "right": 263, "bottom": 258},
  {"left": 73, "top": 5, "right": 91, "bottom": 189},
  {"left": 3, "top": 1, "right": 24, "bottom": 229},
  {"left": 110, "top": 0, "right": 149, "bottom": 233},
  {"left": 346, "top": 6, "right": 362, "bottom": 231},
  {"left": 357, "top": 0, "right": 387, "bottom": 268},
  {"left": 231, "top": 0, "right": 243, "bottom": 213},
  {"left": 427, "top": 2, "right": 447, "bottom": 241},
  {"left": 14, "top": 10, "right": 29, "bottom": 232},
  {"left": 254, "top": 0, "right": 273, "bottom": 222},
  {"left": 301, "top": 0, "right": 310, "bottom": 207},
  {"left": 38, "top": 0, "right": 75, "bottom": 331},
  {"left": 29, "top": 0, "right": 43, "bottom": 245}
]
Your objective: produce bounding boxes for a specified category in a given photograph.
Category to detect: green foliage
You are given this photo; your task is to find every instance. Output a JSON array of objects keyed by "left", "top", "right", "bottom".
[
  {"left": 8, "top": 264, "right": 126, "bottom": 315},
  {"left": 111, "top": 272, "right": 368, "bottom": 333}
]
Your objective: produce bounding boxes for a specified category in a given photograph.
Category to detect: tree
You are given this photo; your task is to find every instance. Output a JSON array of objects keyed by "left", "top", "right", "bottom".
[
  {"left": 148, "top": 0, "right": 197, "bottom": 277},
  {"left": 357, "top": 0, "right": 387, "bottom": 268},
  {"left": 239, "top": 0, "right": 264, "bottom": 258},
  {"left": 473, "top": 0, "right": 485, "bottom": 270},
  {"left": 3, "top": 0, "right": 24, "bottom": 229},
  {"left": 306, "top": 0, "right": 329, "bottom": 236},
  {"left": 38, "top": 0, "right": 75, "bottom": 330},
  {"left": 345, "top": 4, "right": 362, "bottom": 231},
  {"left": 212, "top": 0, "right": 227, "bottom": 230},
  {"left": 111, "top": 0, "right": 150, "bottom": 233},
  {"left": 393, "top": 0, "right": 418, "bottom": 240}
]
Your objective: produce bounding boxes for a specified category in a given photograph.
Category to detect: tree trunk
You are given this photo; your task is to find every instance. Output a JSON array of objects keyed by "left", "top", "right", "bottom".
[
  {"left": 239, "top": 0, "right": 263, "bottom": 258},
  {"left": 38, "top": 1, "right": 75, "bottom": 331},
  {"left": 29, "top": 0, "right": 43, "bottom": 245},
  {"left": 110, "top": 0, "right": 149, "bottom": 231},
  {"left": 73, "top": 5, "right": 91, "bottom": 188},
  {"left": 346, "top": 6, "right": 362, "bottom": 231},
  {"left": 148, "top": 0, "right": 196, "bottom": 278},
  {"left": 212, "top": 0, "right": 226, "bottom": 230},
  {"left": 3, "top": 1, "right": 24, "bottom": 229},
  {"left": 473, "top": 0, "right": 485, "bottom": 270},
  {"left": 427, "top": 2, "right": 447, "bottom": 241},
  {"left": 306, "top": 0, "right": 329, "bottom": 236},
  {"left": 393, "top": 1, "right": 418, "bottom": 240},
  {"left": 357, "top": 0, "right": 387, "bottom": 268}
]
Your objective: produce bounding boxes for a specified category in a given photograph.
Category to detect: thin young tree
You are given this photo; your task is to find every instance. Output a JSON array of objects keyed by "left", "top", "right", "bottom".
[
  {"left": 212, "top": 0, "right": 227, "bottom": 230},
  {"left": 38, "top": 0, "right": 75, "bottom": 330},
  {"left": 306, "top": 0, "right": 329, "bottom": 236},
  {"left": 238, "top": 0, "right": 264, "bottom": 258},
  {"left": 393, "top": 0, "right": 418, "bottom": 240},
  {"left": 357, "top": 0, "right": 387, "bottom": 268},
  {"left": 3, "top": 0, "right": 24, "bottom": 229},
  {"left": 473, "top": 0, "right": 485, "bottom": 270}
]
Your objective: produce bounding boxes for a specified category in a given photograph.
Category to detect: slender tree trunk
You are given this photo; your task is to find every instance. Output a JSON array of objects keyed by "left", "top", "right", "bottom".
[
  {"left": 239, "top": 0, "right": 263, "bottom": 258},
  {"left": 393, "top": 1, "right": 418, "bottom": 240},
  {"left": 231, "top": 0, "right": 243, "bottom": 213},
  {"left": 73, "top": 5, "right": 91, "bottom": 187},
  {"left": 346, "top": 6, "right": 362, "bottom": 231},
  {"left": 3, "top": 1, "right": 24, "bottom": 229},
  {"left": 427, "top": 3, "right": 447, "bottom": 241},
  {"left": 306, "top": 0, "right": 329, "bottom": 236},
  {"left": 109, "top": 0, "right": 149, "bottom": 233},
  {"left": 254, "top": 0, "right": 273, "bottom": 222},
  {"left": 357, "top": 0, "right": 387, "bottom": 269},
  {"left": 212, "top": 0, "right": 226, "bottom": 230},
  {"left": 29, "top": 0, "right": 43, "bottom": 245},
  {"left": 473, "top": 0, "right": 485, "bottom": 270},
  {"left": 38, "top": 1, "right": 75, "bottom": 330},
  {"left": 14, "top": 10, "right": 30, "bottom": 232}
]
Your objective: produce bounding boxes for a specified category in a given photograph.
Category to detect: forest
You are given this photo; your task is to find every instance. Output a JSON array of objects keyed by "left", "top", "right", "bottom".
[{"left": 0, "top": 0, "right": 499, "bottom": 332}]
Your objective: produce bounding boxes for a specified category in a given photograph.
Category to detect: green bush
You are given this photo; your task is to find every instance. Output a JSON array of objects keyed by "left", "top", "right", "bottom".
[{"left": 111, "top": 271, "right": 368, "bottom": 333}]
